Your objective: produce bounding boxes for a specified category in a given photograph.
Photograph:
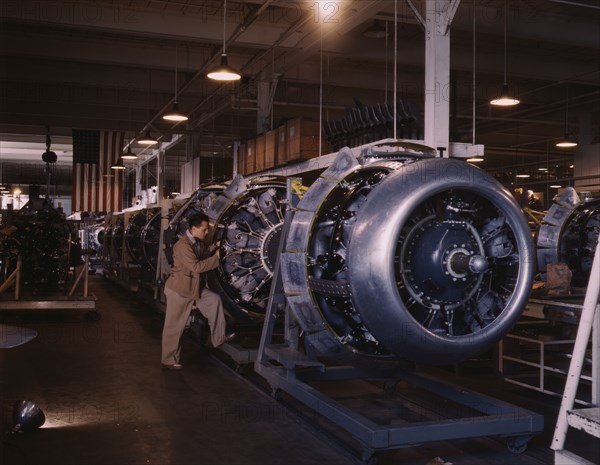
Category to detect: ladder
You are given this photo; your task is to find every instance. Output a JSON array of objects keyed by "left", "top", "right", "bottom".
[{"left": 552, "top": 239, "right": 600, "bottom": 465}]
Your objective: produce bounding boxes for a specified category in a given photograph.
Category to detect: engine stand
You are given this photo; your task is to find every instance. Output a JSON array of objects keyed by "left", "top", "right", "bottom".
[{"left": 254, "top": 182, "right": 544, "bottom": 464}]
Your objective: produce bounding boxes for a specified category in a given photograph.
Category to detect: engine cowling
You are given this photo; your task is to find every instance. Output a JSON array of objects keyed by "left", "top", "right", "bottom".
[{"left": 281, "top": 145, "right": 535, "bottom": 365}]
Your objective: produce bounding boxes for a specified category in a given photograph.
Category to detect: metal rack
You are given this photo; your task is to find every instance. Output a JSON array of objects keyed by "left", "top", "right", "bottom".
[
  {"left": 499, "top": 319, "right": 592, "bottom": 406},
  {"left": 0, "top": 253, "right": 98, "bottom": 318}
]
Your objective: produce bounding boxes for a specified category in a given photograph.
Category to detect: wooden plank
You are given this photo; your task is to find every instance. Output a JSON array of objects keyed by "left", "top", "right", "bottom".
[
  {"left": 255, "top": 134, "right": 266, "bottom": 172},
  {"left": 285, "top": 118, "right": 330, "bottom": 163},
  {"left": 265, "top": 129, "right": 278, "bottom": 168},
  {"left": 277, "top": 125, "right": 287, "bottom": 164},
  {"left": 245, "top": 139, "right": 255, "bottom": 175},
  {"left": 238, "top": 143, "right": 246, "bottom": 175},
  {"left": 568, "top": 408, "right": 600, "bottom": 438}
]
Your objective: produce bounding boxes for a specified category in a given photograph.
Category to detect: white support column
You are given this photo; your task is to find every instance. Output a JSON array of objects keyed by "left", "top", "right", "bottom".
[
  {"left": 156, "top": 147, "right": 165, "bottom": 204},
  {"left": 134, "top": 162, "right": 142, "bottom": 198},
  {"left": 233, "top": 141, "right": 240, "bottom": 177},
  {"left": 424, "top": 0, "right": 459, "bottom": 155}
]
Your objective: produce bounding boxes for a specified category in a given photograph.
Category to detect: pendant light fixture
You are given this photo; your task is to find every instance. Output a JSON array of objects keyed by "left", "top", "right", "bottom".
[
  {"left": 490, "top": 1, "right": 520, "bottom": 106},
  {"left": 556, "top": 85, "right": 578, "bottom": 148},
  {"left": 111, "top": 157, "right": 125, "bottom": 170},
  {"left": 207, "top": 0, "right": 241, "bottom": 81},
  {"left": 467, "top": 156, "right": 484, "bottom": 163},
  {"left": 137, "top": 130, "right": 158, "bottom": 146},
  {"left": 121, "top": 144, "right": 138, "bottom": 161},
  {"left": 363, "top": 20, "right": 388, "bottom": 39},
  {"left": 162, "top": 44, "right": 189, "bottom": 122}
]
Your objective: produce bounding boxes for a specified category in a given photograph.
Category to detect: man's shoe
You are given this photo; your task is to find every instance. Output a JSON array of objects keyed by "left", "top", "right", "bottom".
[
  {"left": 161, "top": 363, "right": 183, "bottom": 371},
  {"left": 225, "top": 332, "right": 236, "bottom": 342}
]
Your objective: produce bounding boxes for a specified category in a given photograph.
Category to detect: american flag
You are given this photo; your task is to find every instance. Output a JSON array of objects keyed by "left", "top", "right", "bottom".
[{"left": 72, "top": 130, "right": 124, "bottom": 212}]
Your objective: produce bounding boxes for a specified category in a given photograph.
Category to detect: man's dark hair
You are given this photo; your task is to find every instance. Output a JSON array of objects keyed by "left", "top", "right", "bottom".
[{"left": 188, "top": 213, "right": 210, "bottom": 229}]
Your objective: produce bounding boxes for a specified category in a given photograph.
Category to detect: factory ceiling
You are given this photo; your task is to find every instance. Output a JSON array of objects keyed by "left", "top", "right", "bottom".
[{"left": 1, "top": 0, "right": 599, "bottom": 197}]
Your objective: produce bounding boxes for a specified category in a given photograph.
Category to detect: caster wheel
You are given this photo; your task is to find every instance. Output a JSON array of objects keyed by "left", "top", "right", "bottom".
[
  {"left": 234, "top": 364, "right": 247, "bottom": 375},
  {"left": 507, "top": 438, "right": 528, "bottom": 454},
  {"left": 383, "top": 380, "right": 397, "bottom": 395},
  {"left": 271, "top": 388, "right": 282, "bottom": 401},
  {"left": 361, "top": 449, "right": 377, "bottom": 465},
  {"left": 86, "top": 311, "right": 101, "bottom": 322}
]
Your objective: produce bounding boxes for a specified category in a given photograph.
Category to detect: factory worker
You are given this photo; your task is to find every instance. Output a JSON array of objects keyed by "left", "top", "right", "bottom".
[{"left": 161, "top": 212, "right": 234, "bottom": 370}]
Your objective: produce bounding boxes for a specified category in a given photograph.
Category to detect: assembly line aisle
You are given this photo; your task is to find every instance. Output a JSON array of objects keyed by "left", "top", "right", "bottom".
[
  {"left": 1, "top": 275, "right": 596, "bottom": 465},
  {"left": 0, "top": 275, "right": 346, "bottom": 465}
]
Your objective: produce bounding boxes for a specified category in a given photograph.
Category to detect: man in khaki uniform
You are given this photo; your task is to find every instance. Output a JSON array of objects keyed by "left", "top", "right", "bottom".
[{"left": 161, "top": 213, "right": 231, "bottom": 370}]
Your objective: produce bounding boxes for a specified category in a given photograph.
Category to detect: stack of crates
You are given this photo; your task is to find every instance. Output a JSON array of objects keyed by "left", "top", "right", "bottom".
[{"left": 240, "top": 117, "right": 330, "bottom": 175}]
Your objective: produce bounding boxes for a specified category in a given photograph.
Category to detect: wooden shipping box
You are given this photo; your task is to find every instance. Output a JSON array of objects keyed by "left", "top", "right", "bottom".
[
  {"left": 265, "top": 129, "right": 278, "bottom": 169},
  {"left": 285, "top": 118, "right": 330, "bottom": 163},
  {"left": 277, "top": 125, "right": 287, "bottom": 164},
  {"left": 237, "top": 143, "right": 246, "bottom": 176},
  {"left": 245, "top": 139, "right": 256, "bottom": 175},
  {"left": 255, "top": 135, "right": 266, "bottom": 172}
]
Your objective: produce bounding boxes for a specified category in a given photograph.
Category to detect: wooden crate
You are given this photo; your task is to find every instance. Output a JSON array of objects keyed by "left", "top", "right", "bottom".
[
  {"left": 237, "top": 143, "right": 246, "bottom": 176},
  {"left": 265, "top": 129, "right": 278, "bottom": 169},
  {"left": 255, "top": 134, "right": 266, "bottom": 172},
  {"left": 285, "top": 118, "right": 330, "bottom": 163},
  {"left": 245, "top": 139, "right": 255, "bottom": 175},
  {"left": 277, "top": 125, "right": 287, "bottom": 165}
]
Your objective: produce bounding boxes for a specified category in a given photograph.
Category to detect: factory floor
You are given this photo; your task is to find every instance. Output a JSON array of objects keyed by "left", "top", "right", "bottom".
[{"left": 0, "top": 275, "right": 597, "bottom": 465}]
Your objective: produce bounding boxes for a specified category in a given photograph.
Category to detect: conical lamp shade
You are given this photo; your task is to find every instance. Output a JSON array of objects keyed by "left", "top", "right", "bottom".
[
  {"left": 207, "top": 54, "right": 241, "bottom": 81},
  {"left": 12, "top": 400, "right": 45, "bottom": 433},
  {"left": 138, "top": 130, "right": 158, "bottom": 146},
  {"left": 121, "top": 145, "right": 138, "bottom": 160},
  {"left": 490, "top": 83, "right": 520, "bottom": 106},
  {"left": 556, "top": 133, "right": 578, "bottom": 148},
  {"left": 111, "top": 158, "right": 125, "bottom": 170},
  {"left": 162, "top": 102, "right": 188, "bottom": 122}
]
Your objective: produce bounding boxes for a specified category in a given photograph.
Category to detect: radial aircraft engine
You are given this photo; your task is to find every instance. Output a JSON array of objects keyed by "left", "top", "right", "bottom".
[{"left": 281, "top": 143, "right": 534, "bottom": 365}]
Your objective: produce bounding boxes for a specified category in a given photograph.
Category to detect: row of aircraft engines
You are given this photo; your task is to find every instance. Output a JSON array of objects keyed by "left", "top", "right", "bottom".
[
  {"left": 0, "top": 141, "right": 595, "bottom": 369},
  {"left": 80, "top": 143, "right": 599, "bottom": 366}
]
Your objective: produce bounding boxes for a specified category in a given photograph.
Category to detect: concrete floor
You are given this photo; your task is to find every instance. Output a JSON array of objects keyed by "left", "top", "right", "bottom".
[
  {"left": 0, "top": 276, "right": 597, "bottom": 465},
  {"left": 0, "top": 277, "right": 347, "bottom": 465}
]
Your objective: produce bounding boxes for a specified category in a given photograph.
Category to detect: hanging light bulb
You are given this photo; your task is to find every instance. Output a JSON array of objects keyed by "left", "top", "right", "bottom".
[
  {"left": 111, "top": 158, "right": 125, "bottom": 170},
  {"left": 162, "top": 102, "right": 188, "bottom": 122},
  {"left": 163, "top": 44, "right": 189, "bottom": 121},
  {"left": 121, "top": 144, "right": 138, "bottom": 160},
  {"left": 207, "top": 0, "right": 241, "bottom": 82},
  {"left": 490, "top": 83, "right": 520, "bottom": 106},
  {"left": 515, "top": 172, "right": 530, "bottom": 179},
  {"left": 137, "top": 130, "right": 158, "bottom": 146},
  {"left": 555, "top": 85, "right": 578, "bottom": 148},
  {"left": 556, "top": 134, "right": 578, "bottom": 148},
  {"left": 467, "top": 156, "right": 484, "bottom": 163},
  {"left": 490, "top": 1, "right": 520, "bottom": 107}
]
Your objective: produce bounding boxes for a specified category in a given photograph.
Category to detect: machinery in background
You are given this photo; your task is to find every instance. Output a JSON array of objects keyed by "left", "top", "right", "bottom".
[
  {"left": 537, "top": 187, "right": 600, "bottom": 287},
  {"left": 323, "top": 100, "right": 422, "bottom": 151},
  {"left": 0, "top": 197, "right": 81, "bottom": 292},
  {"left": 125, "top": 207, "right": 161, "bottom": 271}
]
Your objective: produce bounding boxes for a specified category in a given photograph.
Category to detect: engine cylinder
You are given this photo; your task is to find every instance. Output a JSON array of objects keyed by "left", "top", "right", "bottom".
[{"left": 281, "top": 146, "right": 534, "bottom": 365}]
